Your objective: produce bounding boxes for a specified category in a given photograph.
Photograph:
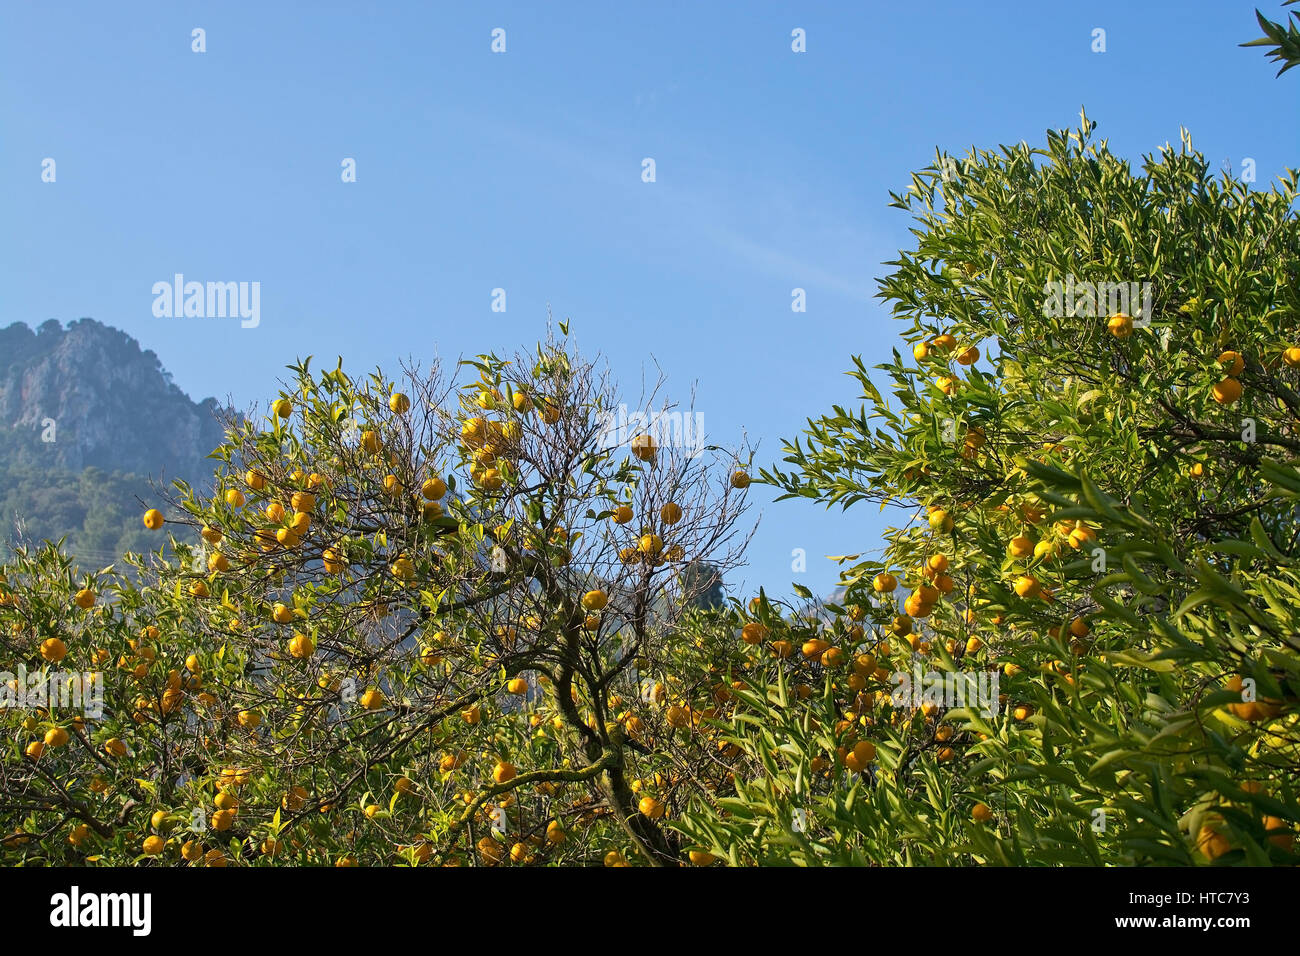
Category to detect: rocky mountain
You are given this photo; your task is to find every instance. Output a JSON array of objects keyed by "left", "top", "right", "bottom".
[
  {"left": 0, "top": 319, "right": 233, "bottom": 558},
  {"left": 0, "top": 319, "right": 229, "bottom": 481}
]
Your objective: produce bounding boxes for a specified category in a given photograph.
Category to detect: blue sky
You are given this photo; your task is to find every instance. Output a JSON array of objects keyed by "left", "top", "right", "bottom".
[{"left": 2, "top": 1, "right": 1296, "bottom": 600}]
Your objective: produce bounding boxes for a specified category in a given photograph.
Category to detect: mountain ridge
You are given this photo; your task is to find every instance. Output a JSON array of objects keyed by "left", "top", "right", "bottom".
[{"left": 0, "top": 318, "right": 233, "bottom": 556}]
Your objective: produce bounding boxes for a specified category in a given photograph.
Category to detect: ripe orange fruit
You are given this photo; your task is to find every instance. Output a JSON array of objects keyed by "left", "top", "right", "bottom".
[
  {"left": 873, "top": 572, "right": 898, "bottom": 593},
  {"left": 1262, "top": 815, "right": 1294, "bottom": 851},
  {"left": 802, "top": 638, "right": 830, "bottom": 659},
  {"left": 211, "top": 809, "right": 236, "bottom": 831},
  {"left": 1107, "top": 313, "right": 1133, "bottom": 337},
  {"left": 1007, "top": 535, "right": 1033, "bottom": 558},
  {"left": 245, "top": 469, "right": 267, "bottom": 490},
  {"left": 143, "top": 508, "right": 164, "bottom": 530},
  {"left": 493, "top": 761, "right": 517, "bottom": 784},
  {"left": 389, "top": 392, "right": 410, "bottom": 414},
  {"left": 660, "top": 502, "right": 683, "bottom": 524},
  {"left": 74, "top": 589, "right": 96, "bottom": 609},
  {"left": 606, "top": 504, "right": 633, "bottom": 526},
  {"left": 638, "top": 796, "right": 665, "bottom": 819},
  {"left": 142, "top": 835, "right": 165, "bottom": 856},
  {"left": 322, "top": 547, "right": 345, "bottom": 574},
  {"left": 1284, "top": 346, "right": 1300, "bottom": 368},
  {"left": 741, "top": 622, "right": 768, "bottom": 645},
  {"left": 1196, "top": 822, "right": 1230, "bottom": 860},
  {"left": 665, "top": 705, "right": 690, "bottom": 728},
  {"left": 272, "top": 603, "right": 294, "bottom": 624},
  {"left": 360, "top": 688, "right": 385, "bottom": 710},
  {"left": 638, "top": 533, "right": 663, "bottom": 556},
  {"left": 931, "top": 333, "right": 956, "bottom": 352},
  {"left": 421, "top": 476, "right": 447, "bottom": 501},
  {"left": 936, "top": 376, "right": 957, "bottom": 396},
  {"left": 731, "top": 470, "right": 751, "bottom": 489},
  {"left": 271, "top": 398, "right": 293, "bottom": 418},
  {"left": 630, "top": 434, "right": 657, "bottom": 461},
  {"left": 688, "top": 849, "right": 717, "bottom": 866},
  {"left": 843, "top": 740, "right": 876, "bottom": 772},
  {"left": 903, "top": 594, "right": 932, "bottom": 618},
  {"left": 972, "top": 802, "right": 994, "bottom": 823},
  {"left": 852, "top": 653, "right": 877, "bottom": 675},
  {"left": 1013, "top": 575, "right": 1040, "bottom": 599},
  {"left": 1212, "top": 377, "right": 1242, "bottom": 405},
  {"left": 477, "top": 837, "right": 504, "bottom": 864},
  {"left": 1218, "top": 351, "right": 1244, "bottom": 377},
  {"left": 507, "top": 677, "right": 528, "bottom": 695},
  {"left": 44, "top": 727, "right": 69, "bottom": 748},
  {"left": 225, "top": 489, "right": 246, "bottom": 508},
  {"left": 1068, "top": 525, "right": 1097, "bottom": 550},
  {"left": 928, "top": 509, "right": 953, "bottom": 533},
  {"left": 956, "top": 346, "right": 979, "bottom": 366},
  {"left": 289, "top": 632, "right": 315, "bottom": 659},
  {"left": 581, "top": 589, "right": 608, "bottom": 612},
  {"left": 40, "top": 637, "right": 67, "bottom": 663}
]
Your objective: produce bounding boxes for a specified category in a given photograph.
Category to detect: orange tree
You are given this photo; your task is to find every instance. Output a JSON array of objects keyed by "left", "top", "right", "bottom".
[
  {"left": 673, "top": 116, "right": 1300, "bottom": 865},
  {"left": 0, "top": 329, "right": 758, "bottom": 866}
]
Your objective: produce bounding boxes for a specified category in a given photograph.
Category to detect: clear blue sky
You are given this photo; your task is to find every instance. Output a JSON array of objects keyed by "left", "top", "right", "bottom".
[{"left": 2, "top": 1, "right": 1296, "bottom": 601}]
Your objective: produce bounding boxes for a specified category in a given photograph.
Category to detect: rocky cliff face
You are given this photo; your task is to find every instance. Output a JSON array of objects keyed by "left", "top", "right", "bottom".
[{"left": 0, "top": 318, "right": 231, "bottom": 489}]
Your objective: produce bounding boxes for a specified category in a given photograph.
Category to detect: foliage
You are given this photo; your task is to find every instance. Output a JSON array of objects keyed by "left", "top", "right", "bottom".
[
  {"left": 733, "top": 115, "right": 1300, "bottom": 865},
  {"left": 1242, "top": 1, "right": 1300, "bottom": 76},
  {"left": 0, "top": 330, "right": 762, "bottom": 866},
  {"left": 0, "top": 427, "right": 159, "bottom": 562}
]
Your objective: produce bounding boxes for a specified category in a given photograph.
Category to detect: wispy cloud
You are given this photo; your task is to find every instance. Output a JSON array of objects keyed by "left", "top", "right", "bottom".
[{"left": 453, "top": 109, "right": 878, "bottom": 300}]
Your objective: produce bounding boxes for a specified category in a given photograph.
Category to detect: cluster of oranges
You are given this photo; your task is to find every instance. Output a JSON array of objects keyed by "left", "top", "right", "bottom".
[{"left": 912, "top": 332, "right": 979, "bottom": 399}]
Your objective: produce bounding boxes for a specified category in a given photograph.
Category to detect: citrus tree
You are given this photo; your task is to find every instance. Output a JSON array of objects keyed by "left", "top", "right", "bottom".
[
  {"left": 673, "top": 115, "right": 1300, "bottom": 865},
  {"left": 0, "top": 328, "right": 760, "bottom": 866}
]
